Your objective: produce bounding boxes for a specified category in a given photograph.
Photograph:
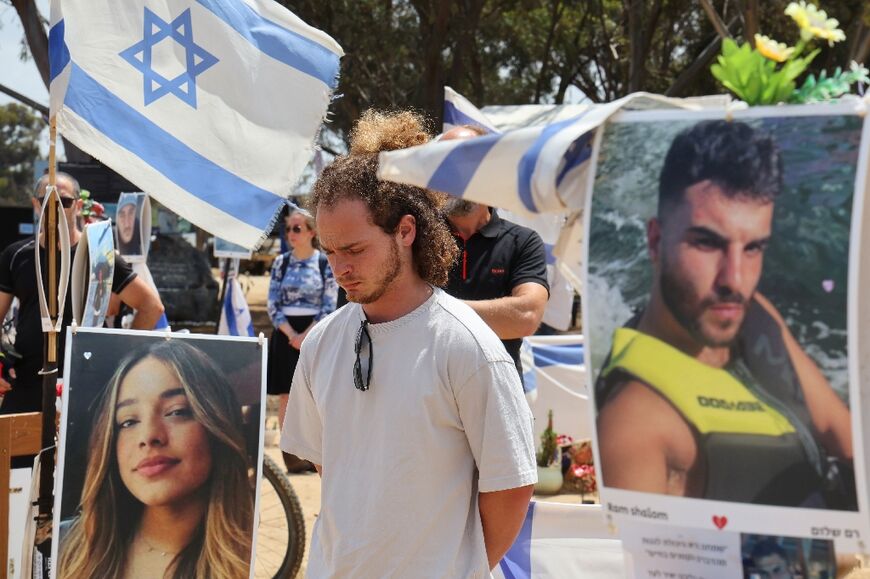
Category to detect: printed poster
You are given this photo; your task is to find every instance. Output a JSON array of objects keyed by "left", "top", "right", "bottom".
[
  {"left": 115, "top": 192, "right": 151, "bottom": 263},
  {"left": 584, "top": 104, "right": 870, "bottom": 577}
]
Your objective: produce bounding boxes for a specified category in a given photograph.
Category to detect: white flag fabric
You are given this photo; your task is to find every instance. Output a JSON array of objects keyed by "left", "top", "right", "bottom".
[
  {"left": 380, "top": 92, "right": 704, "bottom": 218},
  {"left": 441, "top": 88, "right": 576, "bottom": 328},
  {"left": 520, "top": 335, "right": 591, "bottom": 442},
  {"left": 49, "top": 0, "right": 342, "bottom": 249},
  {"left": 443, "top": 86, "right": 499, "bottom": 134},
  {"left": 495, "top": 502, "right": 624, "bottom": 579},
  {"left": 218, "top": 275, "right": 254, "bottom": 337}
]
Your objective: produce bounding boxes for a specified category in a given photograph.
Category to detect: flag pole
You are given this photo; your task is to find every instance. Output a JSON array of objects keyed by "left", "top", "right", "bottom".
[{"left": 34, "top": 114, "right": 60, "bottom": 571}]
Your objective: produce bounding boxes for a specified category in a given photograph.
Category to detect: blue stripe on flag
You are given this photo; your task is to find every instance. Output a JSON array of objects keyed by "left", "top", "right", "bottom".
[
  {"left": 555, "top": 132, "right": 594, "bottom": 187},
  {"left": 427, "top": 134, "right": 500, "bottom": 196},
  {"left": 64, "top": 63, "right": 284, "bottom": 230},
  {"left": 195, "top": 0, "right": 339, "bottom": 87},
  {"left": 223, "top": 282, "right": 238, "bottom": 335},
  {"left": 498, "top": 501, "right": 535, "bottom": 579},
  {"left": 532, "top": 344, "right": 584, "bottom": 367},
  {"left": 49, "top": 20, "right": 70, "bottom": 82},
  {"left": 517, "top": 111, "right": 591, "bottom": 212},
  {"left": 443, "top": 100, "right": 497, "bottom": 133}
]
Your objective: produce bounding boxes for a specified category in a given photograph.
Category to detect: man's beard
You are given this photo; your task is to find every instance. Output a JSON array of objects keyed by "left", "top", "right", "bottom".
[
  {"left": 444, "top": 197, "right": 479, "bottom": 217},
  {"left": 346, "top": 239, "right": 402, "bottom": 305},
  {"left": 659, "top": 253, "right": 747, "bottom": 348}
]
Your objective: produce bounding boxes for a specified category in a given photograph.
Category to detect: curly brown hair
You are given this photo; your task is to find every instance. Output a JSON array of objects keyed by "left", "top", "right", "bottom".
[{"left": 311, "top": 110, "right": 458, "bottom": 287}]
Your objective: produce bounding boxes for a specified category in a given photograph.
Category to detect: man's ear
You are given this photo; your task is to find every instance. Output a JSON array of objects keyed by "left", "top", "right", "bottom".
[
  {"left": 647, "top": 217, "right": 662, "bottom": 264},
  {"left": 396, "top": 214, "right": 416, "bottom": 247},
  {"left": 31, "top": 197, "right": 41, "bottom": 213}
]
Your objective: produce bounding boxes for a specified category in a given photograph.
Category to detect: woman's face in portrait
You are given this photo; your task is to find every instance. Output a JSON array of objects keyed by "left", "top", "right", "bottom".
[
  {"left": 114, "top": 356, "right": 213, "bottom": 508},
  {"left": 286, "top": 213, "right": 315, "bottom": 250}
]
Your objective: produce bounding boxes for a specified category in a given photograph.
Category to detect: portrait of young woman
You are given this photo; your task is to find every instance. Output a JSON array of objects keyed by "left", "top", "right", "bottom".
[{"left": 54, "top": 331, "right": 265, "bottom": 579}]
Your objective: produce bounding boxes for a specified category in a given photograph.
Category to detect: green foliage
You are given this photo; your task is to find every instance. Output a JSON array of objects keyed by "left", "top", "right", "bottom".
[
  {"left": 0, "top": 103, "right": 43, "bottom": 207},
  {"left": 537, "top": 409, "right": 559, "bottom": 467},
  {"left": 711, "top": 38, "right": 819, "bottom": 105},
  {"left": 792, "top": 62, "right": 870, "bottom": 103}
]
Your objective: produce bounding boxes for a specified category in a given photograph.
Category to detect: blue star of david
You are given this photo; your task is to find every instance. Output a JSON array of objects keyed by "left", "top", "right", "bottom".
[{"left": 120, "top": 8, "right": 218, "bottom": 109}]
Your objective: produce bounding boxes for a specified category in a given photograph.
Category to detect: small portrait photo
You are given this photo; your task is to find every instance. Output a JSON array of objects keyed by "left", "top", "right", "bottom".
[
  {"left": 82, "top": 221, "right": 115, "bottom": 328},
  {"left": 53, "top": 328, "right": 266, "bottom": 579},
  {"left": 741, "top": 534, "right": 836, "bottom": 579},
  {"left": 214, "top": 237, "right": 252, "bottom": 259},
  {"left": 587, "top": 112, "right": 864, "bottom": 511},
  {"left": 115, "top": 192, "right": 145, "bottom": 259}
]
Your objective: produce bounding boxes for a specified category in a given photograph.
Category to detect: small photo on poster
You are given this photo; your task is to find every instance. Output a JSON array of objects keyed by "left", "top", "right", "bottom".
[
  {"left": 585, "top": 108, "right": 868, "bottom": 538},
  {"left": 52, "top": 328, "right": 266, "bottom": 579},
  {"left": 83, "top": 221, "right": 114, "bottom": 328},
  {"left": 741, "top": 533, "right": 835, "bottom": 579},
  {"left": 115, "top": 192, "right": 146, "bottom": 261}
]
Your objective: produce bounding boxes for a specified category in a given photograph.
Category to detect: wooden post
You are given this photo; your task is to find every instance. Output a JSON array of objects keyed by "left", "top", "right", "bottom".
[{"left": 0, "top": 413, "right": 42, "bottom": 579}]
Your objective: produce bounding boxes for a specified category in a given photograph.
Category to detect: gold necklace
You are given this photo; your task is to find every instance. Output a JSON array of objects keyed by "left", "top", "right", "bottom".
[{"left": 139, "top": 534, "right": 177, "bottom": 558}]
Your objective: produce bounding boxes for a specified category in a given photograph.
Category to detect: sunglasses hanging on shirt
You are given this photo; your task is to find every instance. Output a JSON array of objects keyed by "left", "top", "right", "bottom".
[{"left": 354, "top": 319, "right": 373, "bottom": 391}]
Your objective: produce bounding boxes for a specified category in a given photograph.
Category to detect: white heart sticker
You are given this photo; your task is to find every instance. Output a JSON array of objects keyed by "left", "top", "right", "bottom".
[{"left": 84, "top": 352, "right": 92, "bottom": 360}]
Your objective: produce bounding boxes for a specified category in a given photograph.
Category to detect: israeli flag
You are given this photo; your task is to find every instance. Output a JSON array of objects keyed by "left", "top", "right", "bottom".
[
  {"left": 443, "top": 86, "right": 498, "bottom": 134},
  {"left": 380, "top": 92, "right": 702, "bottom": 218},
  {"left": 49, "top": 0, "right": 342, "bottom": 249},
  {"left": 219, "top": 276, "right": 254, "bottom": 336},
  {"left": 495, "top": 502, "right": 625, "bottom": 579}
]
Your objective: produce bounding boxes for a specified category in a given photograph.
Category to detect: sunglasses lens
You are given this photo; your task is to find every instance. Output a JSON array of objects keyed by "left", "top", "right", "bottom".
[
  {"left": 38, "top": 197, "right": 74, "bottom": 208},
  {"left": 286, "top": 225, "right": 304, "bottom": 233}
]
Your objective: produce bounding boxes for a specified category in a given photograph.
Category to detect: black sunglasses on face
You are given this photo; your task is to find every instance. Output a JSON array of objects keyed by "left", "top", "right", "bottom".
[
  {"left": 37, "top": 196, "right": 76, "bottom": 208},
  {"left": 354, "top": 319, "right": 373, "bottom": 392},
  {"left": 286, "top": 225, "right": 305, "bottom": 234}
]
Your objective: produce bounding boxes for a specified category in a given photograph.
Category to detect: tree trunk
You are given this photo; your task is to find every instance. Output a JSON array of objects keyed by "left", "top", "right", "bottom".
[{"left": 12, "top": 0, "right": 49, "bottom": 89}]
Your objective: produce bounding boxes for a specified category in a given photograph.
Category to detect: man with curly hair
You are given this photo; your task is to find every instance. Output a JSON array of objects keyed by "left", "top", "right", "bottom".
[{"left": 281, "top": 110, "right": 537, "bottom": 577}]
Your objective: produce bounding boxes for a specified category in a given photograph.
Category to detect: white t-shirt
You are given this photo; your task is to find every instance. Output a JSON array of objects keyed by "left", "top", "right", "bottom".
[{"left": 281, "top": 288, "right": 537, "bottom": 578}]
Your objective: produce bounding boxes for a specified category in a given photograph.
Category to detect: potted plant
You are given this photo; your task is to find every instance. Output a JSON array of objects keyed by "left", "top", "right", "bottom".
[{"left": 535, "top": 410, "right": 564, "bottom": 494}]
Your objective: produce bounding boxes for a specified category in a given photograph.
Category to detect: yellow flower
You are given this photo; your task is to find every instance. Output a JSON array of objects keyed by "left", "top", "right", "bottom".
[
  {"left": 754, "top": 34, "right": 795, "bottom": 62},
  {"left": 785, "top": 1, "right": 845, "bottom": 46}
]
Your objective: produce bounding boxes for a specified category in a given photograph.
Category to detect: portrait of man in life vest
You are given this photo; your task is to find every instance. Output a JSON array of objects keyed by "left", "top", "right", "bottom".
[{"left": 589, "top": 116, "right": 860, "bottom": 510}]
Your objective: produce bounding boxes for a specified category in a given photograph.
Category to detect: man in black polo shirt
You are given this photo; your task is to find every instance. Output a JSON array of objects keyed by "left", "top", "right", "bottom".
[
  {"left": 0, "top": 172, "right": 165, "bottom": 414},
  {"left": 442, "top": 125, "right": 550, "bottom": 381}
]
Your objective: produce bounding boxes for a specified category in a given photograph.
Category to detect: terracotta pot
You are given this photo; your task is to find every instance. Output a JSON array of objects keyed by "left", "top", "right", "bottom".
[{"left": 535, "top": 465, "right": 563, "bottom": 495}]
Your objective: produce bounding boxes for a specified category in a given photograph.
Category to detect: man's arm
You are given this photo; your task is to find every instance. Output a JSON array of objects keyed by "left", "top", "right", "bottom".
[
  {"left": 464, "top": 282, "right": 548, "bottom": 339},
  {"left": 479, "top": 484, "right": 534, "bottom": 569},
  {"left": 754, "top": 294, "right": 852, "bottom": 460},
  {"left": 0, "top": 291, "right": 14, "bottom": 394},
  {"left": 597, "top": 381, "right": 699, "bottom": 495},
  {"left": 116, "top": 277, "right": 164, "bottom": 330}
]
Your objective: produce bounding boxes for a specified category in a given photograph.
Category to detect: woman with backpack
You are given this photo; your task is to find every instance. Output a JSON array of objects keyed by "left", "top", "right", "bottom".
[{"left": 267, "top": 208, "right": 337, "bottom": 472}]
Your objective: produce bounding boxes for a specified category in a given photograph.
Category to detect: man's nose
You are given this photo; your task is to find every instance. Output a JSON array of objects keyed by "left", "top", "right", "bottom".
[
  {"left": 715, "top": 246, "right": 743, "bottom": 293},
  {"left": 328, "top": 255, "right": 351, "bottom": 278}
]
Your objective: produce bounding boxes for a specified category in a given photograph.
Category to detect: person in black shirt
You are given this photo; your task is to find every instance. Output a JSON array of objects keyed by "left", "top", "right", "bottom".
[
  {"left": 0, "top": 172, "right": 165, "bottom": 414},
  {"left": 441, "top": 126, "right": 550, "bottom": 381}
]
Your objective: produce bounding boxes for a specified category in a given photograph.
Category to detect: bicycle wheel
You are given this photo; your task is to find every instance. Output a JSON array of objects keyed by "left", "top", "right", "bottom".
[{"left": 254, "top": 454, "right": 306, "bottom": 578}]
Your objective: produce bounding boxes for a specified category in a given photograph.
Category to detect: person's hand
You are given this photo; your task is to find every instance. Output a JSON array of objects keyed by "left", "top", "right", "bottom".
[
  {"left": 290, "top": 334, "right": 305, "bottom": 350},
  {"left": 0, "top": 367, "right": 16, "bottom": 396}
]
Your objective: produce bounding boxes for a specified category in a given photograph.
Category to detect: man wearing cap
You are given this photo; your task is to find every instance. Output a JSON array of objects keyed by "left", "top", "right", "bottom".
[{"left": 0, "top": 172, "right": 164, "bottom": 414}]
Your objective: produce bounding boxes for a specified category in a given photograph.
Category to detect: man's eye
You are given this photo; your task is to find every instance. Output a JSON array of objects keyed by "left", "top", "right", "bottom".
[
  {"left": 690, "top": 238, "right": 720, "bottom": 250},
  {"left": 346, "top": 248, "right": 363, "bottom": 255}
]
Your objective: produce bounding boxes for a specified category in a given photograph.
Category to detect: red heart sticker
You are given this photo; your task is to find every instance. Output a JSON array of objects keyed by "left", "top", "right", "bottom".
[{"left": 712, "top": 516, "right": 728, "bottom": 530}]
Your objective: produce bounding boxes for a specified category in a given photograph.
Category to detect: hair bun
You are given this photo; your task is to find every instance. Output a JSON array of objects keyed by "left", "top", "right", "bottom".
[{"left": 349, "top": 110, "right": 431, "bottom": 155}]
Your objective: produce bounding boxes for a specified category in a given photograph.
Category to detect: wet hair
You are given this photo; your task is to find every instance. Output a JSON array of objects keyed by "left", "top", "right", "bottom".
[
  {"left": 33, "top": 171, "right": 81, "bottom": 198},
  {"left": 658, "top": 120, "right": 782, "bottom": 219},
  {"left": 750, "top": 538, "right": 788, "bottom": 562},
  {"left": 59, "top": 340, "right": 253, "bottom": 579},
  {"left": 311, "top": 109, "right": 458, "bottom": 286}
]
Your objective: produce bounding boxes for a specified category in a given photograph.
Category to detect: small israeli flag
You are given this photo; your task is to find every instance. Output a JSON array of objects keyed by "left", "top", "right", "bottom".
[
  {"left": 219, "top": 276, "right": 254, "bottom": 337},
  {"left": 443, "top": 86, "right": 498, "bottom": 134},
  {"left": 49, "top": 0, "right": 342, "bottom": 249}
]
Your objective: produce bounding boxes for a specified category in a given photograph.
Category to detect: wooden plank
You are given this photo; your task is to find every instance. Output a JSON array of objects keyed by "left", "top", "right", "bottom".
[
  {"left": 10, "top": 413, "right": 41, "bottom": 458},
  {"left": 0, "top": 416, "right": 12, "bottom": 579}
]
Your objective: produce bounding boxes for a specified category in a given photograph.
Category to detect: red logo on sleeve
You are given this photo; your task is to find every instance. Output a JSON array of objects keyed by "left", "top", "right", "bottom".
[{"left": 491, "top": 268, "right": 505, "bottom": 275}]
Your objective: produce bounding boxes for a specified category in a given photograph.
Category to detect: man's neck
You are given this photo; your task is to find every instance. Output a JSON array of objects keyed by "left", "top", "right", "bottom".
[
  {"left": 448, "top": 206, "right": 491, "bottom": 240},
  {"left": 637, "top": 292, "right": 731, "bottom": 368},
  {"left": 362, "top": 273, "right": 432, "bottom": 324}
]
